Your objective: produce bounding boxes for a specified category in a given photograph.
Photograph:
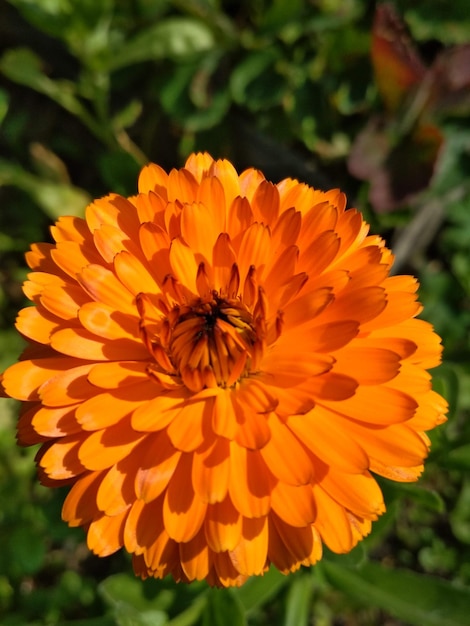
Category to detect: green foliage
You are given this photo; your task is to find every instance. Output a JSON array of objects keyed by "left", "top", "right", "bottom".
[
  {"left": 322, "top": 560, "right": 470, "bottom": 626},
  {"left": 1, "top": 0, "right": 470, "bottom": 624}
]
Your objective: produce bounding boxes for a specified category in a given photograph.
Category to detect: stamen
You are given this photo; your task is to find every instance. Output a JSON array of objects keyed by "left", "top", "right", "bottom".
[{"left": 140, "top": 289, "right": 265, "bottom": 391}]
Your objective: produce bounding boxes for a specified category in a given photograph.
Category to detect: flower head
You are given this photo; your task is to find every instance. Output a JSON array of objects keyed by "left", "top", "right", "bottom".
[{"left": 1, "top": 153, "right": 447, "bottom": 586}]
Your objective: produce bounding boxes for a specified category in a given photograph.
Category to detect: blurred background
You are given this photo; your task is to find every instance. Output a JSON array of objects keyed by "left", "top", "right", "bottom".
[{"left": 1, "top": 1, "right": 470, "bottom": 624}]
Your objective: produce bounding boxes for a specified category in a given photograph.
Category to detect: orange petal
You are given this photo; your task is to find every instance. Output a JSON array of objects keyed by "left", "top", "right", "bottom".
[
  {"left": 322, "top": 286, "right": 387, "bottom": 326},
  {"left": 93, "top": 223, "right": 142, "bottom": 264},
  {"left": 237, "top": 223, "right": 271, "bottom": 286},
  {"left": 370, "top": 459, "right": 424, "bottom": 482},
  {"left": 408, "top": 389, "right": 448, "bottom": 430},
  {"left": 138, "top": 163, "right": 169, "bottom": 194},
  {"left": 234, "top": 403, "right": 271, "bottom": 450},
  {"left": 282, "top": 287, "right": 334, "bottom": 328},
  {"left": 297, "top": 200, "right": 338, "bottom": 245},
  {"left": 299, "top": 231, "right": 341, "bottom": 276},
  {"left": 40, "top": 282, "right": 89, "bottom": 320},
  {"left": 78, "top": 419, "right": 146, "bottom": 471},
  {"left": 179, "top": 527, "right": 211, "bottom": 582},
  {"left": 135, "top": 430, "right": 181, "bottom": 502},
  {"left": 262, "top": 377, "right": 315, "bottom": 418},
  {"left": 320, "top": 385, "right": 417, "bottom": 426},
  {"left": 17, "top": 404, "right": 49, "bottom": 444},
  {"left": 51, "top": 215, "right": 89, "bottom": 244},
  {"left": 332, "top": 347, "right": 401, "bottom": 384},
  {"left": 227, "top": 196, "right": 253, "bottom": 246},
  {"left": 167, "top": 167, "right": 198, "bottom": 204},
  {"left": 51, "top": 241, "right": 101, "bottom": 279},
  {"left": 269, "top": 514, "right": 321, "bottom": 573},
  {"left": 311, "top": 484, "right": 354, "bottom": 553},
  {"left": 2, "top": 356, "right": 85, "bottom": 402},
  {"left": 263, "top": 244, "right": 299, "bottom": 300},
  {"left": 87, "top": 507, "right": 128, "bottom": 557},
  {"left": 77, "top": 264, "right": 135, "bottom": 313},
  {"left": 168, "top": 237, "right": 198, "bottom": 295},
  {"left": 288, "top": 407, "right": 369, "bottom": 473},
  {"left": 97, "top": 456, "right": 138, "bottom": 515},
  {"left": 75, "top": 382, "right": 158, "bottom": 430},
  {"left": 319, "top": 470, "right": 385, "bottom": 519},
  {"left": 113, "top": 250, "right": 159, "bottom": 297},
  {"left": 78, "top": 301, "right": 140, "bottom": 340},
  {"left": 85, "top": 194, "right": 140, "bottom": 237},
  {"left": 271, "top": 481, "right": 317, "bottom": 527},
  {"left": 262, "top": 344, "right": 333, "bottom": 386},
  {"left": 32, "top": 405, "right": 81, "bottom": 437},
  {"left": 87, "top": 360, "right": 150, "bottom": 389},
  {"left": 230, "top": 516, "right": 269, "bottom": 577},
  {"left": 239, "top": 168, "right": 266, "bottom": 201},
  {"left": 184, "top": 152, "right": 215, "bottom": 180},
  {"left": 212, "top": 388, "right": 238, "bottom": 439},
  {"left": 260, "top": 413, "right": 313, "bottom": 485},
  {"left": 144, "top": 531, "right": 179, "bottom": 579},
  {"left": 204, "top": 496, "right": 242, "bottom": 552},
  {"left": 166, "top": 397, "right": 212, "bottom": 452},
  {"left": 308, "top": 372, "right": 358, "bottom": 401},
  {"left": 51, "top": 327, "right": 149, "bottom": 361},
  {"left": 346, "top": 420, "right": 429, "bottom": 468},
  {"left": 62, "top": 470, "right": 104, "bottom": 526},
  {"left": 16, "top": 305, "right": 63, "bottom": 344},
  {"left": 138, "top": 222, "right": 171, "bottom": 285},
  {"left": 25, "top": 242, "right": 58, "bottom": 273},
  {"left": 212, "top": 232, "right": 236, "bottom": 294},
  {"left": 295, "top": 320, "right": 360, "bottom": 352},
  {"left": 163, "top": 453, "right": 207, "bottom": 542},
  {"left": 180, "top": 202, "right": 216, "bottom": 264},
  {"left": 125, "top": 496, "right": 163, "bottom": 553},
  {"left": 212, "top": 551, "right": 248, "bottom": 587},
  {"left": 228, "top": 445, "right": 273, "bottom": 518},
  {"left": 209, "top": 158, "right": 241, "bottom": 207},
  {"left": 271, "top": 207, "right": 301, "bottom": 253},
  {"left": 131, "top": 390, "right": 189, "bottom": 432},
  {"left": 38, "top": 435, "right": 86, "bottom": 480},
  {"left": 251, "top": 180, "right": 279, "bottom": 224},
  {"left": 192, "top": 436, "right": 230, "bottom": 503}
]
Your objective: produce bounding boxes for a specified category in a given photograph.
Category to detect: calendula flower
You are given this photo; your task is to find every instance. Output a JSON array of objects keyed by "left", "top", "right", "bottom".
[{"left": 1, "top": 153, "right": 446, "bottom": 587}]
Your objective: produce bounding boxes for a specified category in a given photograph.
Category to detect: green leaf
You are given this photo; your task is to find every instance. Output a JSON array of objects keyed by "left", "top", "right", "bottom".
[
  {"left": 116, "top": 607, "right": 168, "bottom": 626},
  {"left": 0, "top": 48, "right": 82, "bottom": 114},
  {"left": 159, "top": 61, "right": 230, "bottom": 132},
  {"left": 100, "top": 574, "right": 169, "bottom": 613},
  {"left": 109, "top": 18, "right": 215, "bottom": 70},
  {"left": 202, "top": 588, "right": 246, "bottom": 626},
  {"left": 9, "top": 525, "right": 46, "bottom": 575},
  {"left": 230, "top": 49, "right": 284, "bottom": 110},
  {"left": 322, "top": 560, "right": 470, "bottom": 626},
  {"left": 0, "top": 159, "right": 90, "bottom": 219},
  {"left": 450, "top": 478, "right": 470, "bottom": 544},
  {"left": 100, "top": 574, "right": 171, "bottom": 626},
  {"left": 388, "top": 482, "right": 445, "bottom": 513},
  {"left": 323, "top": 542, "right": 366, "bottom": 567},
  {"left": 283, "top": 574, "right": 313, "bottom": 626},
  {"left": 0, "top": 87, "right": 9, "bottom": 126},
  {"left": 166, "top": 594, "right": 207, "bottom": 626},
  {"left": 446, "top": 444, "right": 470, "bottom": 470},
  {"left": 235, "top": 566, "right": 288, "bottom": 613},
  {"left": 56, "top": 618, "right": 116, "bottom": 626}
]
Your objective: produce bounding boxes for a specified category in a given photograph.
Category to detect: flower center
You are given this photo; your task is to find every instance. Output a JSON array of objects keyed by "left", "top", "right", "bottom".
[
  {"left": 138, "top": 289, "right": 267, "bottom": 393},
  {"left": 165, "top": 293, "right": 259, "bottom": 392}
]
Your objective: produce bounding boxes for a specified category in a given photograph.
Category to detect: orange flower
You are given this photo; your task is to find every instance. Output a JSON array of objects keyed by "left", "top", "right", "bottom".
[{"left": 1, "top": 153, "right": 447, "bottom": 587}]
